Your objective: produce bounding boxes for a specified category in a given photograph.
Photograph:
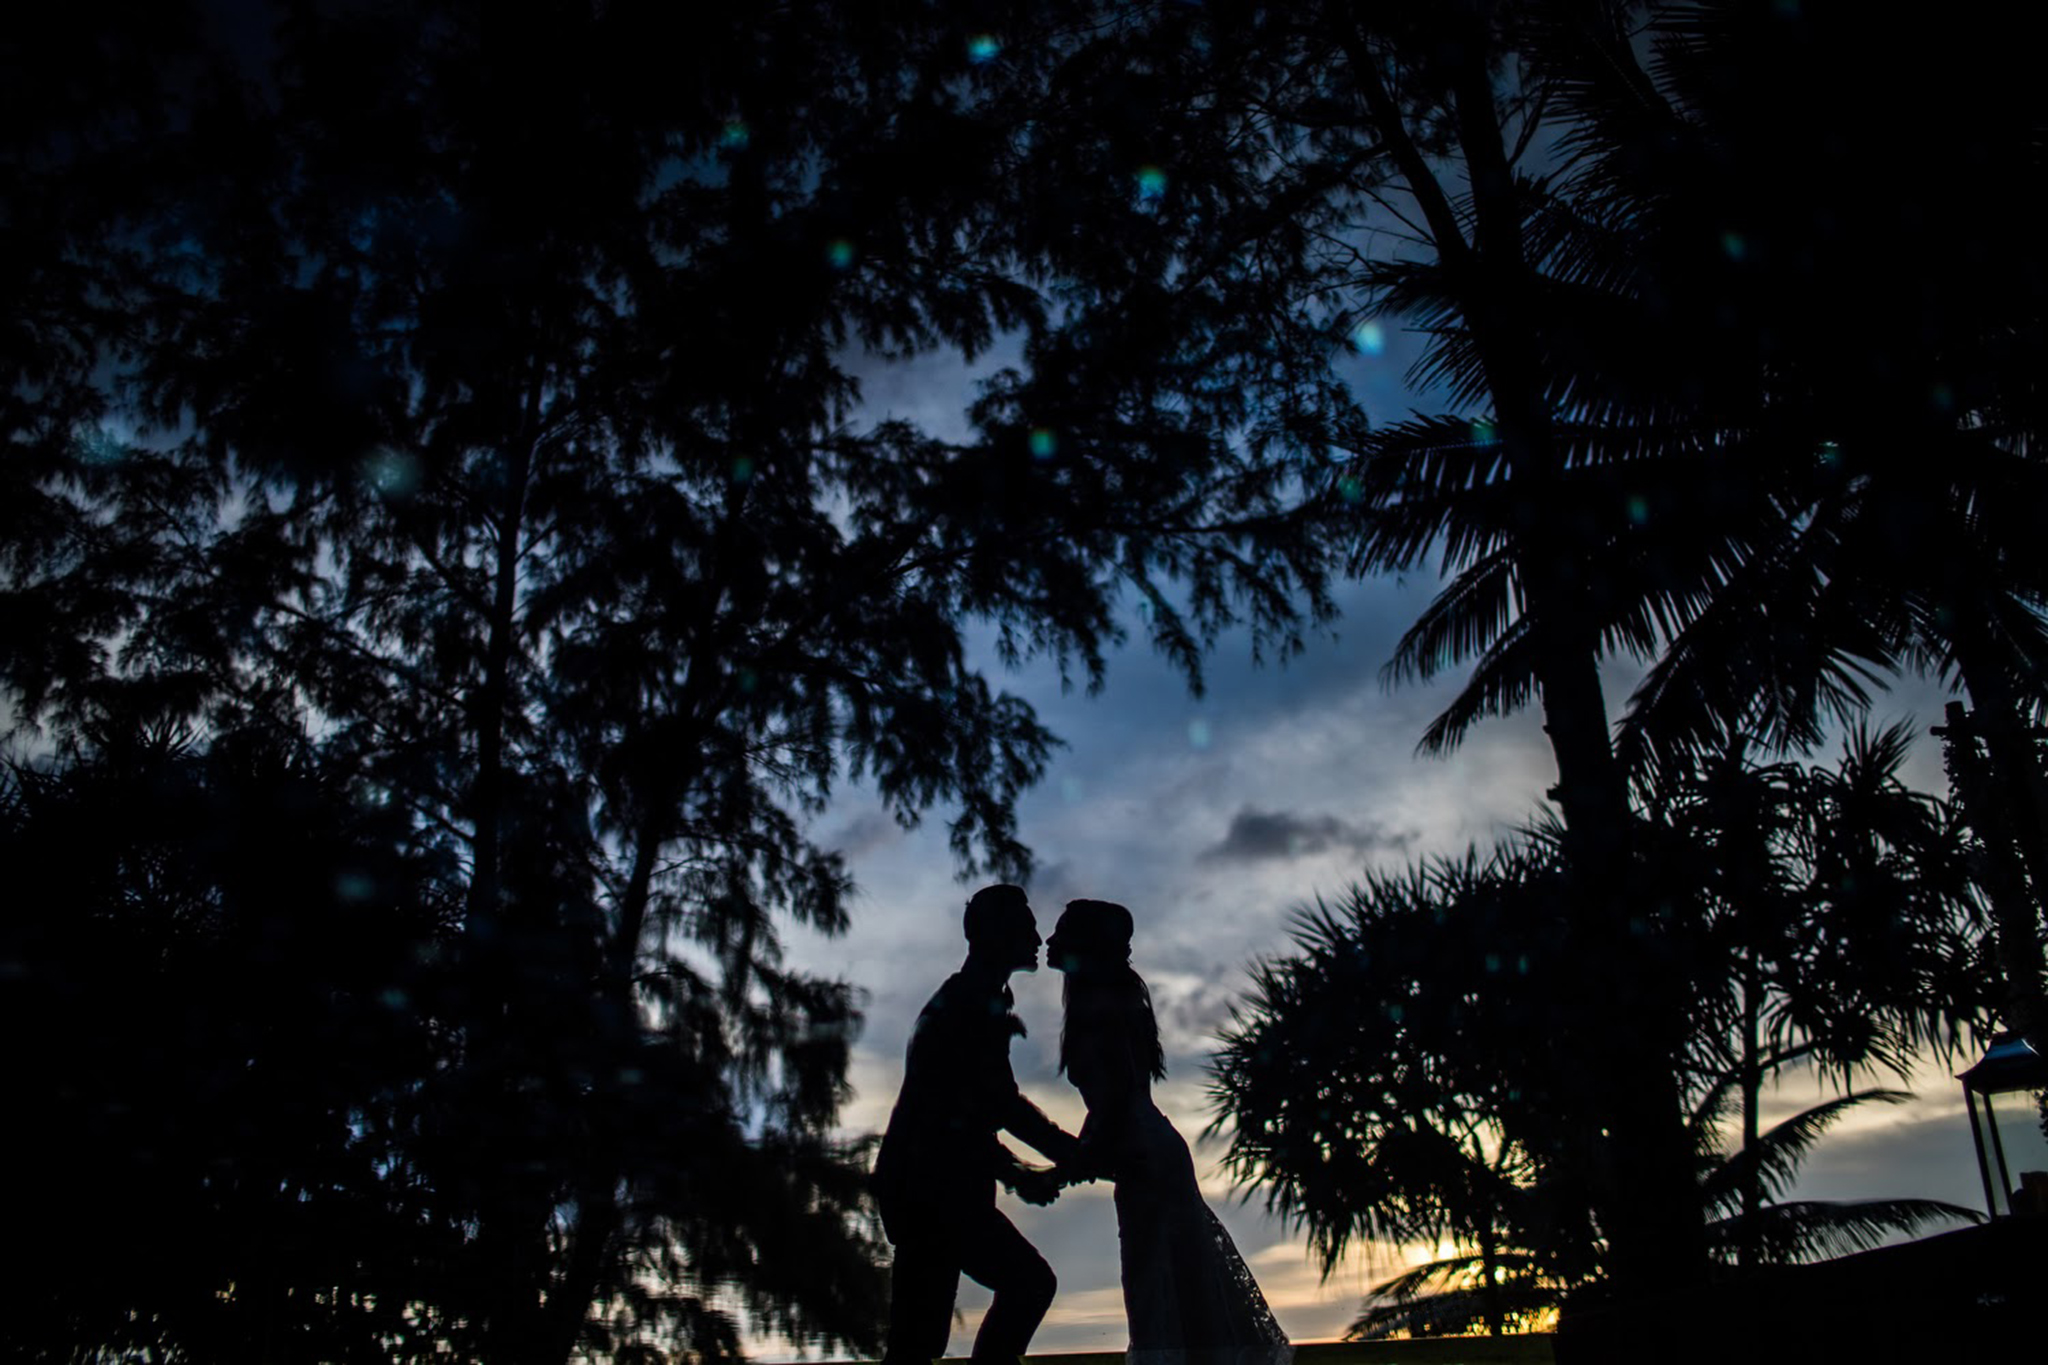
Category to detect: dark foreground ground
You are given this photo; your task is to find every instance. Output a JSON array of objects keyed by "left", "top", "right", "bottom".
[
  {"left": 998, "top": 1342, "right": 1553, "bottom": 1365},
  {"left": 902, "top": 1218, "right": 2047, "bottom": 1365},
  {"left": 1555, "top": 1218, "right": 2045, "bottom": 1364}
]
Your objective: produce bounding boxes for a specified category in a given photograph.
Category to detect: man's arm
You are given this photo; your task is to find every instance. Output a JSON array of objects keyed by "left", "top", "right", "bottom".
[
  {"left": 1002, "top": 1089, "right": 1081, "bottom": 1166},
  {"left": 977, "top": 983, "right": 1078, "bottom": 1166},
  {"left": 992, "top": 1138, "right": 1062, "bottom": 1206}
]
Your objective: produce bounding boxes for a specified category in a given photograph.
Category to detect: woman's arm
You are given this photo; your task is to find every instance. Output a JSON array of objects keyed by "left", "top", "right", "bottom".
[{"left": 1059, "top": 1041, "right": 1137, "bottom": 1182}]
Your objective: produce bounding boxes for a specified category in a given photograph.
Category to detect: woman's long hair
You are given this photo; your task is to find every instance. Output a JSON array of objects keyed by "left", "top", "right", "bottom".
[{"left": 1052, "top": 899, "right": 1166, "bottom": 1083}]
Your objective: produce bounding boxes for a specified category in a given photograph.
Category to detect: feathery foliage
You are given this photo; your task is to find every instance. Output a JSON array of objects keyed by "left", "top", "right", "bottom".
[{"left": 2, "top": 3, "right": 1344, "bottom": 1359}]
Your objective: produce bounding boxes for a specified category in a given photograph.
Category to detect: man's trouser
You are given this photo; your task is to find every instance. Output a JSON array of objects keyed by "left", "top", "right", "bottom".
[{"left": 879, "top": 1194, "right": 1056, "bottom": 1364}]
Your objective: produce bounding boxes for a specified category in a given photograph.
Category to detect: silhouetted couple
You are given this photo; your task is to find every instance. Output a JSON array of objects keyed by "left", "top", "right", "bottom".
[{"left": 872, "top": 885, "right": 1291, "bottom": 1365}]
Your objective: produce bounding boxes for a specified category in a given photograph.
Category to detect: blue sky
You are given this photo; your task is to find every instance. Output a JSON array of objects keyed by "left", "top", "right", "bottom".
[
  {"left": 775, "top": 565, "right": 2024, "bottom": 1353},
  {"left": 751, "top": 333, "right": 2047, "bottom": 1355}
]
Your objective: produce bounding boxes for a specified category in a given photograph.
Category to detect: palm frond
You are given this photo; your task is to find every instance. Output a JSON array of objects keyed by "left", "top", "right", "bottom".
[
  {"left": 1708, "top": 1197, "right": 1980, "bottom": 1266},
  {"left": 1414, "top": 613, "right": 1541, "bottom": 756},
  {"left": 1701, "top": 1089, "right": 1916, "bottom": 1209},
  {"left": 1379, "top": 548, "right": 1517, "bottom": 688},
  {"left": 1347, "top": 1256, "right": 1561, "bottom": 1341}
]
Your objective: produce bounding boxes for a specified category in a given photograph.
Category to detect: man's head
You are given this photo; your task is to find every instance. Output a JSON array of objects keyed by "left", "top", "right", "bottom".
[{"left": 964, "top": 883, "right": 1041, "bottom": 974}]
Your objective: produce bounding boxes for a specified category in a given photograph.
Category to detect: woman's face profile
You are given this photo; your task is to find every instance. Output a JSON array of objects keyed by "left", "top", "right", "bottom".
[
  {"left": 1046, "top": 922, "right": 1076, "bottom": 972},
  {"left": 1048, "top": 908, "right": 1114, "bottom": 970}
]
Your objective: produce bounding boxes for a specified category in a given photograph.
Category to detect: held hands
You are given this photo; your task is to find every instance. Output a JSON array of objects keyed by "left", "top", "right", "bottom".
[{"left": 1009, "top": 1165, "right": 1062, "bottom": 1207}]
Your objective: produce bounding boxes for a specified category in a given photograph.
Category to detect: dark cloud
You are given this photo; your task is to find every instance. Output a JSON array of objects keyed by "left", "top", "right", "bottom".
[
  {"left": 1152, "top": 973, "right": 1242, "bottom": 1061},
  {"left": 1024, "top": 859, "right": 1086, "bottom": 909},
  {"left": 824, "top": 808, "right": 903, "bottom": 860},
  {"left": 1198, "top": 806, "right": 1414, "bottom": 865}
]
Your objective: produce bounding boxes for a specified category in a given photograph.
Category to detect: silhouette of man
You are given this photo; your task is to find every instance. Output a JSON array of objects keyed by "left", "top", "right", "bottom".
[{"left": 873, "top": 883, "right": 1080, "bottom": 1364}]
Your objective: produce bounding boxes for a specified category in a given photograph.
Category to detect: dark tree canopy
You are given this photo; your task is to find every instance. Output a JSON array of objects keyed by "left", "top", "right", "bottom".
[
  {"left": 11, "top": 0, "right": 2048, "bottom": 1354},
  {"left": 2, "top": 3, "right": 1336, "bottom": 1360}
]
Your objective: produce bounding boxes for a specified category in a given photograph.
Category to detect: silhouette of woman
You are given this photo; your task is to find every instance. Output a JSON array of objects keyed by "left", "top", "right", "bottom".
[{"left": 1047, "top": 899, "right": 1292, "bottom": 1365}]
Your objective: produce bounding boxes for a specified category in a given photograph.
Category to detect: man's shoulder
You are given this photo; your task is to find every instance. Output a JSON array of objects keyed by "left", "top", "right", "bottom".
[
  {"left": 920, "top": 970, "right": 995, "bottom": 1018},
  {"left": 912, "top": 971, "right": 1015, "bottom": 1038}
]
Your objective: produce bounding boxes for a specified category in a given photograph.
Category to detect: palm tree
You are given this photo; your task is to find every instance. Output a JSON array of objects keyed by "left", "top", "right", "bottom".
[
  {"left": 1342, "top": 1087, "right": 1982, "bottom": 1341},
  {"left": 1310, "top": 0, "right": 1780, "bottom": 1288},
  {"left": 1654, "top": 725, "right": 1993, "bottom": 1263},
  {"left": 1542, "top": 1, "right": 2048, "bottom": 1036},
  {"left": 1346, "top": 8, "right": 2048, "bottom": 1267},
  {"left": 1215, "top": 727, "right": 1991, "bottom": 1326},
  {"left": 1213, "top": 841, "right": 1618, "bottom": 1321}
]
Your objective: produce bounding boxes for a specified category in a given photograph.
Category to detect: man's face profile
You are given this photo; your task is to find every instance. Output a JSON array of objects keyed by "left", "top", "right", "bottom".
[
  {"left": 983, "top": 902, "right": 1041, "bottom": 974},
  {"left": 966, "top": 885, "right": 1041, "bottom": 973}
]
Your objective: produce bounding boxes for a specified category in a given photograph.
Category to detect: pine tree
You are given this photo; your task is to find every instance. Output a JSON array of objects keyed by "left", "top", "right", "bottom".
[{"left": 3, "top": 3, "right": 1332, "bottom": 1358}]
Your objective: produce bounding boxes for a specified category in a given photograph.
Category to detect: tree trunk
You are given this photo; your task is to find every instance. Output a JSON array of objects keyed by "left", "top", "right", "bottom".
[
  {"left": 1738, "top": 948, "right": 1763, "bottom": 1272},
  {"left": 545, "top": 1179, "right": 624, "bottom": 1365},
  {"left": 463, "top": 387, "right": 553, "bottom": 1363},
  {"left": 1476, "top": 1209, "right": 1505, "bottom": 1337},
  {"left": 539, "top": 739, "right": 706, "bottom": 1362},
  {"left": 1347, "top": 7, "right": 1707, "bottom": 1295},
  {"left": 465, "top": 414, "right": 537, "bottom": 933},
  {"left": 1454, "top": 39, "right": 1707, "bottom": 1296},
  {"left": 1946, "top": 597, "right": 2048, "bottom": 1038},
  {"left": 1950, "top": 623, "right": 2048, "bottom": 959},
  {"left": 1937, "top": 699, "right": 2046, "bottom": 1040}
]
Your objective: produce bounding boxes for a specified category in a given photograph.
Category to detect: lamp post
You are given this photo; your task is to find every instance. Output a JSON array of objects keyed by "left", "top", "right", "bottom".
[{"left": 1959, "top": 1032, "right": 2048, "bottom": 1218}]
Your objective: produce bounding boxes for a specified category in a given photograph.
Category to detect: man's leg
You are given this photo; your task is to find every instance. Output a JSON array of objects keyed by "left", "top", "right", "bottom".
[
  {"left": 959, "top": 1206, "right": 1056, "bottom": 1363},
  {"left": 881, "top": 1228, "right": 959, "bottom": 1365}
]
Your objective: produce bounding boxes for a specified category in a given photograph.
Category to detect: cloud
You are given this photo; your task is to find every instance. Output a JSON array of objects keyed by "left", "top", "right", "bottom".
[
  {"left": 822, "top": 807, "right": 905, "bottom": 860},
  {"left": 1198, "top": 806, "right": 1415, "bottom": 865},
  {"left": 1024, "top": 858, "right": 1087, "bottom": 909}
]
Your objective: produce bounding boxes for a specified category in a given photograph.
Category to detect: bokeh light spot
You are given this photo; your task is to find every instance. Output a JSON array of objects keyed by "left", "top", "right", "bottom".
[
  {"left": 826, "top": 238, "right": 857, "bottom": 270},
  {"left": 1469, "top": 419, "right": 1497, "bottom": 445},
  {"left": 1721, "top": 230, "right": 1748, "bottom": 261},
  {"left": 1627, "top": 495, "right": 1650, "bottom": 526},
  {"left": 1187, "top": 719, "right": 1212, "bottom": 750},
  {"left": 74, "top": 426, "right": 127, "bottom": 466},
  {"left": 1028, "top": 427, "right": 1058, "bottom": 459},
  {"left": 731, "top": 455, "right": 755, "bottom": 483},
  {"left": 967, "top": 34, "right": 1001, "bottom": 64},
  {"left": 1338, "top": 475, "right": 1365, "bottom": 505},
  {"left": 1134, "top": 166, "right": 1169, "bottom": 202},
  {"left": 1349, "top": 320, "right": 1385, "bottom": 355},
  {"left": 363, "top": 445, "right": 421, "bottom": 498},
  {"left": 719, "top": 119, "right": 749, "bottom": 150}
]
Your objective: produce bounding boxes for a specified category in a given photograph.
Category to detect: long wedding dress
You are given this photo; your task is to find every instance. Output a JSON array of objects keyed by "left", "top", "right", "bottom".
[{"left": 1066, "top": 987, "right": 1293, "bottom": 1365}]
